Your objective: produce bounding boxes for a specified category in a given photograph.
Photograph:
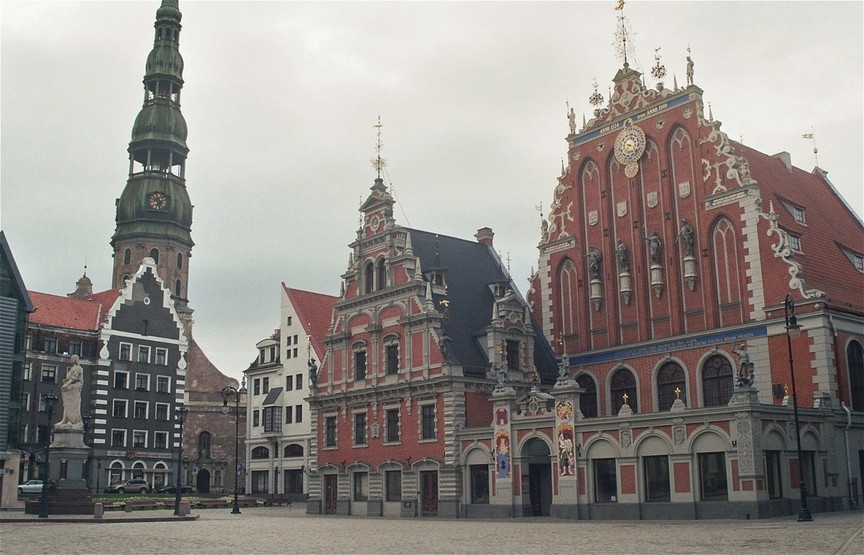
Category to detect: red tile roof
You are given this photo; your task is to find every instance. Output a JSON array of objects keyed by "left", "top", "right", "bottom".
[
  {"left": 739, "top": 143, "right": 864, "bottom": 311},
  {"left": 282, "top": 284, "right": 337, "bottom": 360},
  {"left": 28, "top": 289, "right": 121, "bottom": 331}
]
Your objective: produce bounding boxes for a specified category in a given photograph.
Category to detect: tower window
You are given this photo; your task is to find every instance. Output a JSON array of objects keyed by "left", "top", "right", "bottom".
[
  {"left": 177, "top": 253, "right": 183, "bottom": 269},
  {"left": 124, "top": 249, "right": 131, "bottom": 265},
  {"left": 150, "top": 248, "right": 159, "bottom": 264},
  {"left": 175, "top": 280, "right": 182, "bottom": 298}
]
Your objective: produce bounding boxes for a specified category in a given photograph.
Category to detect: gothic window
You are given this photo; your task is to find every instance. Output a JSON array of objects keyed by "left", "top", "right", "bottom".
[
  {"left": 557, "top": 259, "right": 578, "bottom": 339},
  {"left": 656, "top": 361, "right": 686, "bottom": 411},
  {"left": 702, "top": 355, "right": 733, "bottom": 407},
  {"left": 376, "top": 258, "right": 386, "bottom": 291},
  {"left": 150, "top": 248, "right": 159, "bottom": 264},
  {"left": 848, "top": 340, "right": 864, "bottom": 411},
  {"left": 364, "top": 262, "right": 374, "bottom": 294},
  {"left": 175, "top": 279, "right": 182, "bottom": 297},
  {"left": 198, "top": 431, "right": 211, "bottom": 459},
  {"left": 610, "top": 368, "right": 638, "bottom": 414},
  {"left": 711, "top": 218, "right": 743, "bottom": 326},
  {"left": 124, "top": 249, "right": 131, "bottom": 265},
  {"left": 576, "top": 374, "right": 597, "bottom": 418}
]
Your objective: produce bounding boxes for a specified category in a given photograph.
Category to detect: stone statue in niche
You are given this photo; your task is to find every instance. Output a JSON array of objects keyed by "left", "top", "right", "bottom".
[
  {"left": 616, "top": 240, "right": 629, "bottom": 272},
  {"left": 648, "top": 232, "right": 663, "bottom": 265},
  {"left": 677, "top": 219, "right": 695, "bottom": 256},
  {"left": 587, "top": 248, "right": 603, "bottom": 280}
]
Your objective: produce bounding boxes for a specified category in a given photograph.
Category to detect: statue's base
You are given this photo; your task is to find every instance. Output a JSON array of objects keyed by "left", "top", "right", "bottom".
[{"left": 25, "top": 487, "right": 93, "bottom": 515}]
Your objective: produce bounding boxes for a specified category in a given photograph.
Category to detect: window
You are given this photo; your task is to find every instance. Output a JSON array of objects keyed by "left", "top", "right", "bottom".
[
  {"left": 114, "top": 371, "right": 128, "bottom": 389},
  {"left": 37, "top": 425, "right": 50, "bottom": 445},
  {"left": 135, "top": 373, "right": 150, "bottom": 391},
  {"left": 119, "top": 343, "right": 132, "bottom": 361},
  {"left": 698, "top": 452, "right": 728, "bottom": 500},
  {"left": 421, "top": 404, "right": 436, "bottom": 440},
  {"left": 354, "top": 413, "right": 367, "bottom": 445},
  {"left": 286, "top": 349, "right": 292, "bottom": 360},
  {"left": 134, "top": 401, "right": 148, "bottom": 419},
  {"left": 702, "top": 355, "right": 733, "bottom": 407},
  {"left": 41, "top": 365, "right": 56, "bottom": 383},
  {"left": 594, "top": 459, "right": 617, "bottom": 502},
  {"left": 38, "top": 394, "right": 53, "bottom": 412},
  {"left": 611, "top": 368, "right": 638, "bottom": 414},
  {"left": 376, "top": 258, "right": 386, "bottom": 291},
  {"left": 801, "top": 451, "right": 817, "bottom": 497},
  {"left": 131, "top": 462, "right": 145, "bottom": 480},
  {"left": 848, "top": 341, "right": 864, "bottom": 411},
  {"left": 263, "top": 407, "right": 282, "bottom": 433},
  {"left": 788, "top": 233, "right": 802, "bottom": 253},
  {"left": 855, "top": 254, "right": 864, "bottom": 272},
  {"left": 251, "top": 471, "right": 268, "bottom": 494},
  {"left": 643, "top": 456, "right": 671, "bottom": 502},
  {"left": 286, "top": 375, "right": 294, "bottom": 391},
  {"left": 154, "top": 431, "right": 168, "bottom": 450},
  {"left": 253, "top": 409, "right": 260, "bottom": 427},
  {"left": 111, "top": 429, "right": 126, "bottom": 447},
  {"left": 137, "top": 345, "right": 150, "bottom": 363},
  {"left": 175, "top": 280, "right": 182, "bottom": 298},
  {"left": 155, "top": 348, "right": 168, "bottom": 366},
  {"left": 506, "top": 340, "right": 520, "bottom": 370},
  {"left": 69, "top": 341, "right": 82, "bottom": 356},
  {"left": 576, "top": 374, "right": 598, "bottom": 418},
  {"left": 353, "top": 472, "right": 369, "bottom": 501},
  {"left": 657, "top": 362, "right": 686, "bottom": 411},
  {"left": 198, "top": 431, "right": 212, "bottom": 458},
  {"left": 177, "top": 253, "right": 183, "bottom": 269},
  {"left": 386, "top": 409, "right": 400, "bottom": 443},
  {"left": 470, "top": 465, "right": 489, "bottom": 504},
  {"left": 284, "top": 444, "right": 304, "bottom": 458},
  {"left": 354, "top": 350, "right": 367, "bottom": 381},
  {"left": 254, "top": 378, "right": 261, "bottom": 396},
  {"left": 150, "top": 248, "right": 159, "bottom": 264},
  {"left": 43, "top": 337, "right": 57, "bottom": 353},
  {"left": 156, "top": 376, "right": 170, "bottom": 393},
  {"left": 295, "top": 405, "right": 303, "bottom": 423},
  {"left": 765, "top": 451, "right": 783, "bottom": 499},
  {"left": 325, "top": 416, "right": 337, "bottom": 448},
  {"left": 285, "top": 469, "right": 304, "bottom": 494},
  {"left": 386, "top": 344, "right": 399, "bottom": 375},
  {"left": 293, "top": 348, "right": 298, "bottom": 358},
  {"left": 124, "top": 249, "right": 131, "bottom": 265},
  {"left": 285, "top": 407, "right": 293, "bottom": 424},
  {"left": 364, "top": 262, "right": 374, "bottom": 294},
  {"left": 286, "top": 316, "right": 292, "bottom": 326},
  {"left": 23, "top": 362, "right": 31, "bottom": 381},
  {"left": 21, "top": 393, "right": 30, "bottom": 412},
  {"left": 385, "top": 470, "right": 402, "bottom": 502},
  {"left": 262, "top": 377, "right": 270, "bottom": 393},
  {"left": 133, "top": 430, "right": 147, "bottom": 448},
  {"left": 113, "top": 399, "right": 128, "bottom": 418},
  {"left": 296, "top": 374, "right": 302, "bottom": 390},
  {"left": 793, "top": 206, "right": 806, "bottom": 224},
  {"left": 155, "top": 403, "right": 169, "bottom": 421},
  {"left": 251, "top": 446, "right": 269, "bottom": 460}
]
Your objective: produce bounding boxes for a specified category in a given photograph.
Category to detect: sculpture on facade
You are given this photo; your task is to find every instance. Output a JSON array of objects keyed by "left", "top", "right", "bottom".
[
  {"left": 616, "top": 240, "right": 629, "bottom": 271},
  {"left": 733, "top": 343, "right": 754, "bottom": 387},
  {"left": 686, "top": 55, "right": 694, "bottom": 86},
  {"left": 677, "top": 219, "right": 695, "bottom": 256},
  {"left": 308, "top": 357, "right": 318, "bottom": 386},
  {"left": 648, "top": 232, "right": 663, "bottom": 264},
  {"left": 587, "top": 248, "right": 603, "bottom": 280},
  {"left": 57, "top": 354, "right": 84, "bottom": 429}
]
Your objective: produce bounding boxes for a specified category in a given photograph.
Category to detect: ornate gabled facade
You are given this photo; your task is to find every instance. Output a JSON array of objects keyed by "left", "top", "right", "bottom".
[
  {"left": 306, "top": 176, "right": 558, "bottom": 518},
  {"left": 523, "top": 41, "right": 864, "bottom": 518}
]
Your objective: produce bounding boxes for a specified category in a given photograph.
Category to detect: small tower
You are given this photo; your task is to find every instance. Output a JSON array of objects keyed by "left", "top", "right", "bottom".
[{"left": 111, "top": 0, "right": 194, "bottom": 323}]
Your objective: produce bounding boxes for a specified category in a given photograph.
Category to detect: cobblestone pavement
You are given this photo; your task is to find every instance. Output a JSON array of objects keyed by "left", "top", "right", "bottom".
[{"left": 1, "top": 506, "right": 862, "bottom": 554}]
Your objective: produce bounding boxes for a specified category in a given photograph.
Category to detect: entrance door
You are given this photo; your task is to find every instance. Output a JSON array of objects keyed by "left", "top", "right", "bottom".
[
  {"left": 529, "top": 463, "right": 552, "bottom": 516},
  {"left": 420, "top": 470, "right": 438, "bottom": 516},
  {"left": 324, "top": 474, "right": 338, "bottom": 513},
  {"left": 196, "top": 468, "right": 211, "bottom": 494}
]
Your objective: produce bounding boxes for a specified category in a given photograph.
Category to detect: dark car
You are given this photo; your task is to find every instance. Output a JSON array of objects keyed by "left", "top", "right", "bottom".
[
  {"left": 157, "top": 484, "right": 193, "bottom": 494},
  {"left": 105, "top": 479, "right": 151, "bottom": 494}
]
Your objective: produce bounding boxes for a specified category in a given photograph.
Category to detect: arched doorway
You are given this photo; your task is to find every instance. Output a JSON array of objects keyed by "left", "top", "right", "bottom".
[
  {"left": 522, "top": 438, "right": 552, "bottom": 516},
  {"left": 197, "top": 468, "right": 211, "bottom": 494}
]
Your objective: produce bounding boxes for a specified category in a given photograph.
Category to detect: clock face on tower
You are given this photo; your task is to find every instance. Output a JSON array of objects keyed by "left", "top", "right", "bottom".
[
  {"left": 613, "top": 119, "right": 646, "bottom": 177},
  {"left": 148, "top": 192, "right": 168, "bottom": 210}
]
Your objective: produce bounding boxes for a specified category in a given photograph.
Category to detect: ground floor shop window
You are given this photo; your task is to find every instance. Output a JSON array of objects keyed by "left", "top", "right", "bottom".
[
  {"left": 109, "top": 463, "right": 123, "bottom": 484},
  {"left": 353, "top": 471, "right": 369, "bottom": 501},
  {"left": 284, "top": 469, "right": 303, "bottom": 494},
  {"left": 765, "top": 451, "right": 783, "bottom": 499},
  {"left": 470, "top": 464, "right": 489, "bottom": 504},
  {"left": 251, "top": 470, "right": 268, "bottom": 494},
  {"left": 594, "top": 458, "right": 617, "bottom": 502},
  {"left": 643, "top": 455, "right": 670, "bottom": 502},
  {"left": 698, "top": 452, "right": 728, "bottom": 500},
  {"left": 385, "top": 470, "right": 402, "bottom": 502}
]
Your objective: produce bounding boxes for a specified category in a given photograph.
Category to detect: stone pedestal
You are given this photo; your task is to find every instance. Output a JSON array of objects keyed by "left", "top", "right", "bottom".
[{"left": 24, "top": 428, "right": 93, "bottom": 514}]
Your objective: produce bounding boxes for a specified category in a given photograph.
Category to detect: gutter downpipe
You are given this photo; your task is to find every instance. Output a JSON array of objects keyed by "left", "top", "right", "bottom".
[{"left": 841, "top": 402, "right": 857, "bottom": 509}]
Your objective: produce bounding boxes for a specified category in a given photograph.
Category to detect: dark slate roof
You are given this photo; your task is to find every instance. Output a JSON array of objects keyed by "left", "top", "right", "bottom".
[
  {"left": 0, "top": 231, "right": 34, "bottom": 313},
  {"left": 407, "top": 228, "right": 558, "bottom": 381}
]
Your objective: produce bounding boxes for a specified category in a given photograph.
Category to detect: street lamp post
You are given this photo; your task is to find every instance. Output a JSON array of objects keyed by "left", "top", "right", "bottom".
[
  {"left": 173, "top": 406, "right": 187, "bottom": 516},
  {"left": 38, "top": 394, "right": 58, "bottom": 519},
  {"left": 784, "top": 294, "right": 813, "bottom": 522},
  {"left": 222, "top": 379, "right": 245, "bottom": 515}
]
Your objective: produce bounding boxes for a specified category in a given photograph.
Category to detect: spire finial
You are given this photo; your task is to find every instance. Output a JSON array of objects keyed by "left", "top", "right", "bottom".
[
  {"left": 614, "top": 1, "right": 633, "bottom": 68},
  {"left": 802, "top": 127, "right": 819, "bottom": 166},
  {"left": 371, "top": 115, "right": 386, "bottom": 179}
]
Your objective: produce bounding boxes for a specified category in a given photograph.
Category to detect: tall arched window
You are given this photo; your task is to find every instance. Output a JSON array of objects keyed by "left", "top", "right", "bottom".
[
  {"left": 848, "top": 341, "right": 864, "bottom": 411},
  {"left": 702, "top": 355, "right": 733, "bottom": 407},
  {"left": 149, "top": 248, "right": 159, "bottom": 264},
  {"left": 576, "top": 374, "right": 597, "bottom": 418},
  {"left": 123, "top": 249, "right": 131, "bottom": 265},
  {"left": 657, "top": 361, "right": 686, "bottom": 411},
  {"left": 175, "top": 279, "right": 182, "bottom": 298},
  {"left": 376, "top": 258, "right": 386, "bottom": 291},
  {"left": 611, "top": 368, "right": 638, "bottom": 414},
  {"left": 558, "top": 259, "right": 578, "bottom": 339},
  {"left": 364, "top": 262, "right": 374, "bottom": 294},
  {"left": 198, "top": 431, "right": 211, "bottom": 459},
  {"left": 711, "top": 217, "right": 744, "bottom": 326},
  {"left": 176, "top": 253, "right": 183, "bottom": 269}
]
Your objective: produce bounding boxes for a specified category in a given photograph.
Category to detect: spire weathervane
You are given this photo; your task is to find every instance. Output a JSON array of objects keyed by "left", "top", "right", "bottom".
[
  {"left": 371, "top": 115, "right": 387, "bottom": 179},
  {"left": 802, "top": 128, "right": 819, "bottom": 166},
  {"left": 614, "top": 0, "right": 633, "bottom": 68}
]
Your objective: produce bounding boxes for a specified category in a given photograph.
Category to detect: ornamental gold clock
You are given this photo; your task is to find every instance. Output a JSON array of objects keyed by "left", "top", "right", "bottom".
[
  {"left": 613, "top": 119, "right": 646, "bottom": 178},
  {"left": 148, "top": 192, "right": 168, "bottom": 210}
]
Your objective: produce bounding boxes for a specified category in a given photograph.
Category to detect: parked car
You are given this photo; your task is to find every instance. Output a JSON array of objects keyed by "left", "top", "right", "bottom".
[
  {"left": 156, "top": 484, "right": 193, "bottom": 494},
  {"left": 17, "top": 479, "right": 44, "bottom": 494},
  {"left": 105, "top": 479, "right": 151, "bottom": 494}
]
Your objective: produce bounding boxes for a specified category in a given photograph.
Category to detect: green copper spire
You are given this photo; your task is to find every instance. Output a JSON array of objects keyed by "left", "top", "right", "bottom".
[{"left": 111, "top": 0, "right": 193, "bottom": 314}]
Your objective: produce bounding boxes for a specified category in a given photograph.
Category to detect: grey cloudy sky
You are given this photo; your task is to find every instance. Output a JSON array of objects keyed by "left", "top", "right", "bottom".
[{"left": 2, "top": 1, "right": 862, "bottom": 384}]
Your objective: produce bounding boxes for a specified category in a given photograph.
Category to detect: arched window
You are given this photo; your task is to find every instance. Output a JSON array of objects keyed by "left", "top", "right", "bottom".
[
  {"left": 558, "top": 259, "right": 578, "bottom": 339},
  {"left": 702, "top": 355, "right": 733, "bottom": 407},
  {"left": 848, "top": 341, "right": 864, "bottom": 411},
  {"left": 176, "top": 253, "right": 183, "bottom": 269},
  {"left": 576, "top": 374, "right": 597, "bottom": 418},
  {"left": 657, "top": 361, "right": 686, "bottom": 411},
  {"left": 123, "top": 249, "right": 131, "bottom": 265},
  {"left": 175, "top": 279, "right": 182, "bottom": 298},
  {"left": 611, "top": 368, "right": 638, "bottom": 414},
  {"left": 149, "top": 248, "right": 159, "bottom": 264},
  {"left": 364, "top": 262, "right": 374, "bottom": 294},
  {"left": 284, "top": 444, "right": 304, "bottom": 458},
  {"left": 251, "top": 446, "right": 270, "bottom": 460},
  {"left": 110, "top": 461, "right": 124, "bottom": 484},
  {"left": 131, "top": 461, "right": 145, "bottom": 480},
  {"left": 376, "top": 258, "right": 386, "bottom": 291},
  {"left": 198, "top": 431, "right": 211, "bottom": 459}
]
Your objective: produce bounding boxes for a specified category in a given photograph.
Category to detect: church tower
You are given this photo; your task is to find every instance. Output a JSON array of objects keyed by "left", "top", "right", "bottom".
[{"left": 111, "top": 0, "right": 193, "bottom": 321}]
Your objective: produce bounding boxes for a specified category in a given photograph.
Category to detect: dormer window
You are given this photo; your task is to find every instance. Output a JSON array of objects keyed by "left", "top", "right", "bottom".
[
  {"left": 788, "top": 234, "right": 802, "bottom": 253},
  {"left": 856, "top": 255, "right": 864, "bottom": 272},
  {"left": 793, "top": 206, "right": 806, "bottom": 224}
]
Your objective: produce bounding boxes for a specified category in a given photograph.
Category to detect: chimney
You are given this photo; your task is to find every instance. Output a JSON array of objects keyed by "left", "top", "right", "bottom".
[
  {"left": 475, "top": 227, "right": 494, "bottom": 246},
  {"left": 773, "top": 151, "right": 792, "bottom": 171}
]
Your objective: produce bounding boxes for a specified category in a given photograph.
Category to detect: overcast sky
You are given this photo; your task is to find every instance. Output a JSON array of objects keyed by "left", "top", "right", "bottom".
[{"left": 2, "top": 1, "right": 862, "bottom": 384}]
